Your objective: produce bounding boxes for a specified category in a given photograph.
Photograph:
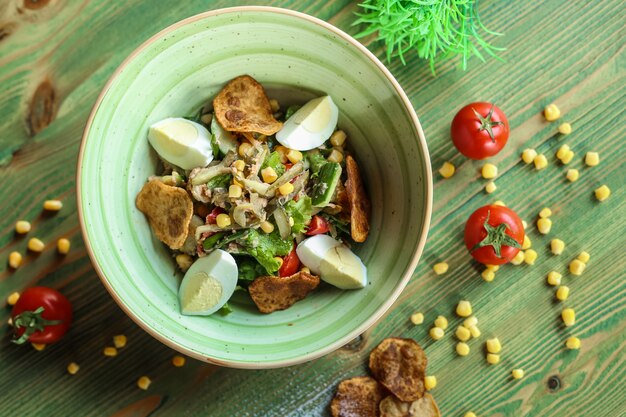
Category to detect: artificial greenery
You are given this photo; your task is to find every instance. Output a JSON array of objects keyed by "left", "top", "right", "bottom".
[{"left": 353, "top": 0, "right": 504, "bottom": 72}]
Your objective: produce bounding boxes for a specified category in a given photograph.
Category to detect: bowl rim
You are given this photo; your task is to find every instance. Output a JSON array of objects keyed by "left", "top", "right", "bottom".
[{"left": 76, "top": 5, "right": 433, "bottom": 369}]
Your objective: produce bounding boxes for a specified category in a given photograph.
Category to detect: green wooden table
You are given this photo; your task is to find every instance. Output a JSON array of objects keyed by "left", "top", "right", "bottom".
[{"left": 1, "top": 1, "right": 624, "bottom": 416}]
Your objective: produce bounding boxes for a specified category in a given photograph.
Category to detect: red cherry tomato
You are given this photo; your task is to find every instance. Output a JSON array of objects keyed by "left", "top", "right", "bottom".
[
  {"left": 278, "top": 244, "right": 301, "bottom": 277},
  {"left": 206, "top": 207, "right": 224, "bottom": 224},
  {"left": 305, "top": 215, "right": 330, "bottom": 236},
  {"left": 451, "top": 102, "right": 509, "bottom": 159},
  {"left": 11, "top": 287, "right": 72, "bottom": 345},
  {"left": 464, "top": 205, "right": 524, "bottom": 265}
]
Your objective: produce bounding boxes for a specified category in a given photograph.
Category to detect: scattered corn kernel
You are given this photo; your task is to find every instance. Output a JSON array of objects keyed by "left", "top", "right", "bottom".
[
  {"left": 522, "top": 148, "right": 538, "bottom": 164},
  {"left": 486, "top": 338, "right": 502, "bottom": 353},
  {"left": 57, "top": 238, "right": 71, "bottom": 255},
  {"left": 43, "top": 199, "right": 63, "bottom": 211},
  {"left": 300, "top": 266, "right": 310, "bottom": 274},
  {"left": 456, "top": 342, "right": 470, "bottom": 356},
  {"left": 238, "top": 142, "right": 252, "bottom": 157},
  {"left": 424, "top": 375, "right": 437, "bottom": 390},
  {"left": 566, "top": 336, "right": 581, "bottom": 350},
  {"left": 67, "top": 362, "right": 80, "bottom": 375},
  {"left": 565, "top": 169, "right": 579, "bottom": 182},
  {"left": 481, "top": 269, "right": 495, "bottom": 282},
  {"left": 562, "top": 150, "right": 575, "bottom": 164},
  {"left": 537, "top": 218, "right": 552, "bottom": 234},
  {"left": 228, "top": 184, "right": 243, "bottom": 198},
  {"left": 433, "top": 262, "right": 449, "bottom": 275},
  {"left": 486, "top": 353, "right": 500, "bottom": 365},
  {"left": 330, "top": 130, "right": 347, "bottom": 147},
  {"left": 522, "top": 220, "right": 528, "bottom": 229},
  {"left": 547, "top": 271, "right": 562, "bottom": 286},
  {"left": 551, "top": 239, "right": 565, "bottom": 255},
  {"left": 434, "top": 315, "right": 448, "bottom": 330},
  {"left": 556, "top": 144, "right": 570, "bottom": 160},
  {"left": 577, "top": 251, "right": 590, "bottom": 264},
  {"left": 585, "top": 152, "right": 600, "bottom": 167},
  {"left": 278, "top": 182, "right": 294, "bottom": 196},
  {"left": 327, "top": 149, "right": 344, "bottom": 164},
  {"left": 464, "top": 316, "right": 478, "bottom": 328},
  {"left": 456, "top": 325, "right": 471, "bottom": 342},
  {"left": 569, "top": 259, "right": 586, "bottom": 275},
  {"left": 486, "top": 264, "right": 500, "bottom": 272},
  {"left": 28, "top": 238, "right": 45, "bottom": 252},
  {"left": 510, "top": 251, "right": 525, "bottom": 265},
  {"left": 410, "top": 312, "right": 424, "bottom": 325},
  {"left": 485, "top": 181, "right": 497, "bottom": 194},
  {"left": 562, "top": 308, "right": 576, "bottom": 326},
  {"left": 456, "top": 300, "right": 472, "bottom": 317},
  {"left": 113, "top": 335, "right": 127, "bottom": 349},
  {"left": 104, "top": 347, "right": 118, "bottom": 357},
  {"left": 558, "top": 122, "right": 572, "bottom": 135},
  {"left": 524, "top": 249, "right": 538, "bottom": 265},
  {"left": 269, "top": 98, "right": 280, "bottom": 113},
  {"left": 438, "top": 162, "right": 455, "bottom": 179},
  {"left": 216, "top": 213, "right": 232, "bottom": 228},
  {"left": 533, "top": 154, "right": 548, "bottom": 170},
  {"left": 544, "top": 103, "right": 561, "bottom": 121},
  {"left": 594, "top": 185, "right": 611, "bottom": 201},
  {"left": 556, "top": 286, "right": 570, "bottom": 301},
  {"left": 260, "top": 221, "right": 275, "bottom": 234},
  {"left": 469, "top": 325, "right": 481, "bottom": 338},
  {"left": 15, "top": 220, "right": 31, "bottom": 234},
  {"left": 9, "top": 252, "right": 23, "bottom": 269},
  {"left": 512, "top": 369, "right": 525, "bottom": 379},
  {"left": 172, "top": 355, "right": 186, "bottom": 367},
  {"left": 7, "top": 292, "right": 20, "bottom": 305},
  {"left": 286, "top": 149, "right": 303, "bottom": 164},
  {"left": 522, "top": 235, "right": 532, "bottom": 250},
  {"left": 200, "top": 113, "right": 212, "bottom": 125},
  {"left": 481, "top": 163, "right": 498, "bottom": 179},
  {"left": 261, "top": 167, "right": 278, "bottom": 183},
  {"left": 493, "top": 200, "right": 506, "bottom": 206},
  {"left": 175, "top": 254, "right": 193, "bottom": 272},
  {"left": 32, "top": 343, "right": 46, "bottom": 351},
  {"left": 464, "top": 413, "right": 477, "bottom": 417},
  {"left": 429, "top": 327, "right": 445, "bottom": 340},
  {"left": 233, "top": 160, "right": 246, "bottom": 172},
  {"left": 539, "top": 207, "right": 552, "bottom": 218},
  {"left": 137, "top": 376, "right": 152, "bottom": 390}
]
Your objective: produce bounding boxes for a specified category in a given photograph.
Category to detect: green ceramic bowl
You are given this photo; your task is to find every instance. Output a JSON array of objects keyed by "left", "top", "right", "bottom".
[{"left": 78, "top": 6, "right": 432, "bottom": 368}]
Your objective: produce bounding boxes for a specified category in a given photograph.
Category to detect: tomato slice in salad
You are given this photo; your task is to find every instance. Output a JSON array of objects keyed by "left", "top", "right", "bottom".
[
  {"left": 278, "top": 244, "right": 301, "bottom": 277},
  {"left": 305, "top": 215, "right": 330, "bottom": 236}
]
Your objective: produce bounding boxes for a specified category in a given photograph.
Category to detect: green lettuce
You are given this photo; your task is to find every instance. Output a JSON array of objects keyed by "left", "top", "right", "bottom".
[
  {"left": 206, "top": 173, "right": 232, "bottom": 189},
  {"left": 261, "top": 151, "right": 286, "bottom": 177},
  {"left": 284, "top": 195, "right": 313, "bottom": 234},
  {"left": 237, "top": 229, "right": 292, "bottom": 274}
]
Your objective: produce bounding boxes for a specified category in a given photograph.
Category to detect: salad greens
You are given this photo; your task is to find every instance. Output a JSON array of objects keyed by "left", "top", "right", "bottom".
[
  {"left": 237, "top": 229, "right": 293, "bottom": 274},
  {"left": 261, "top": 151, "right": 286, "bottom": 176},
  {"left": 284, "top": 196, "right": 313, "bottom": 234},
  {"left": 206, "top": 173, "right": 232, "bottom": 189}
]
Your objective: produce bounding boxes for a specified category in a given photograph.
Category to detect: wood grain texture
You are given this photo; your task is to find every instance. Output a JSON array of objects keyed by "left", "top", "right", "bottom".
[{"left": 1, "top": 0, "right": 624, "bottom": 416}]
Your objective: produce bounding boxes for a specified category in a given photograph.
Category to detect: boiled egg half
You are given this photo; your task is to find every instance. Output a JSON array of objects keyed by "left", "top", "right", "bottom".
[
  {"left": 276, "top": 96, "right": 338, "bottom": 151},
  {"left": 148, "top": 117, "right": 214, "bottom": 170}
]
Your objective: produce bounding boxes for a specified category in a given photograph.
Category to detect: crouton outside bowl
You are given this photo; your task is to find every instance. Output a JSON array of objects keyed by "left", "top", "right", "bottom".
[{"left": 77, "top": 6, "right": 432, "bottom": 369}]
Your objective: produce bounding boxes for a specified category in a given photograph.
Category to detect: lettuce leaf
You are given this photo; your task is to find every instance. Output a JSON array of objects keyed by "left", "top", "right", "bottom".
[
  {"left": 206, "top": 173, "right": 232, "bottom": 189},
  {"left": 284, "top": 195, "right": 313, "bottom": 234},
  {"left": 261, "top": 151, "right": 286, "bottom": 177},
  {"left": 237, "top": 229, "right": 292, "bottom": 274}
]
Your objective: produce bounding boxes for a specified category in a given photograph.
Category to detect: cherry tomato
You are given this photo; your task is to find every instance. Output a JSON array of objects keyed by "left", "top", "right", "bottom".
[
  {"left": 278, "top": 244, "right": 301, "bottom": 277},
  {"left": 206, "top": 207, "right": 224, "bottom": 224},
  {"left": 451, "top": 102, "right": 509, "bottom": 159},
  {"left": 305, "top": 215, "right": 330, "bottom": 236},
  {"left": 464, "top": 205, "right": 524, "bottom": 265},
  {"left": 11, "top": 287, "right": 72, "bottom": 345}
]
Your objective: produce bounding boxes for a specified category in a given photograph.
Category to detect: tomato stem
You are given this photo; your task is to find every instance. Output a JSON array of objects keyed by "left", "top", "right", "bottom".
[
  {"left": 12, "top": 306, "right": 62, "bottom": 345},
  {"left": 472, "top": 104, "right": 504, "bottom": 142},
  {"left": 471, "top": 211, "right": 522, "bottom": 258}
]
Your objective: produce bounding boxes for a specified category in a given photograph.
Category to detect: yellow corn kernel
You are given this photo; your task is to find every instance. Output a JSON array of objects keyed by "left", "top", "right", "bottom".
[
  {"left": 286, "top": 149, "right": 303, "bottom": 164},
  {"left": 429, "top": 327, "right": 445, "bottom": 340},
  {"left": 176, "top": 254, "right": 193, "bottom": 272},
  {"left": 486, "top": 338, "right": 502, "bottom": 354},
  {"left": 456, "top": 300, "right": 472, "bottom": 317},
  {"left": 485, "top": 181, "right": 497, "bottom": 194},
  {"left": 232, "top": 178, "right": 244, "bottom": 188},
  {"left": 544, "top": 103, "right": 561, "bottom": 121},
  {"left": 522, "top": 148, "right": 538, "bottom": 164},
  {"left": 7, "top": 292, "right": 20, "bottom": 306},
  {"left": 28, "top": 238, "right": 45, "bottom": 252},
  {"left": 330, "top": 130, "right": 347, "bottom": 147},
  {"left": 577, "top": 251, "right": 590, "bottom": 264},
  {"left": 524, "top": 249, "right": 538, "bottom": 265},
  {"left": 278, "top": 182, "right": 294, "bottom": 196},
  {"left": 67, "top": 362, "right": 80, "bottom": 375},
  {"left": 137, "top": 376, "right": 152, "bottom": 390},
  {"left": 481, "top": 269, "right": 495, "bottom": 282},
  {"left": 510, "top": 251, "right": 525, "bottom": 265},
  {"left": 585, "top": 152, "right": 600, "bottom": 167},
  {"left": 300, "top": 266, "right": 310, "bottom": 274},
  {"left": 43, "top": 199, "right": 63, "bottom": 211},
  {"left": 558, "top": 122, "right": 572, "bottom": 135},
  {"left": 481, "top": 163, "right": 498, "bottom": 179},
  {"left": 522, "top": 235, "right": 532, "bottom": 250},
  {"left": 7, "top": 317, "right": 12, "bottom": 326},
  {"left": 103, "top": 347, "right": 118, "bottom": 357},
  {"left": 486, "top": 353, "right": 500, "bottom": 365},
  {"left": 269, "top": 98, "right": 280, "bottom": 113},
  {"left": 539, "top": 207, "right": 552, "bottom": 218},
  {"left": 238, "top": 142, "right": 252, "bottom": 157},
  {"left": 537, "top": 218, "right": 552, "bottom": 234},
  {"left": 566, "top": 336, "right": 581, "bottom": 350},
  {"left": 556, "top": 144, "right": 570, "bottom": 160},
  {"left": 512, "top": 369, "right": 525, "bottom": 379},
  {"left": 228, "top": 184, "right": 243, "bottom": 199},
  {"left": 456, "top": 325, "right": 471, "bottom": 342},
  {"left": 594, "top": 185, "right": 611, "bottom": 201},
  {"left": 561, "top": 150, "right": 575, "bottom": 164},
  {"left": 569, "top": 259, "right": 585, "bottom": 275},
  {"left": 32, "top": 343, "right": 46, "bottom": 351},
  {"left": 260, "top": 221, "right": 275, "bottom": 234},
  {"left": 200, "top": 113, "right": 213, "bottom": 125},
  {"left": 432, "top": 262, "right": 449, "bottom": 275},
  {"left": 464, "top": 413, "right": 477, "bottom": 417},
  {"left": 15, "top": 220, "right": 31, "bottom": 234},
  {"left": 464, "top": 316, "right": 478, "bottom": 328},
  {"left": 172, "top": 355, "right": 186, "bottom": 367},
  {"left": 233, "top": 160, "right": 245, "bottom": 172},
  {"left": 327, "top": 149, "right": 344, "bottom": 164},
  {"left": 456, "top": 342, "right": 470, "bottom": 356},
  {"left": 216, "top": 213, "right": 232, "bottom": 229},
  {"left": 261, "top": 167, "right": 278, "bottom": 184},
  {"left": 438, "top": 162, "right": 455, "bottom": 179},
  {"left": 410, "top": 312, "right": 424, "bottom": 325},
  {"left": 547, "top": 271, "right": 562, "bottom": 286},
  {"left": 533, "top": 154, "right": 548, "bottom": 170},
  {"left": 556, "top": 285, "right": 570, "bottom": 301},
  {"left": 57, "top": 238, "right": 71, "bottom": 255},
  {"left": 565, "top": 169, "right": 579, "bottom": 182},
  {"left": 550, "top": 238, "right": 565, "bottom": 255},
  {"left": 469, "top": 325, "right": 481, "bottom": 338},
  {"left": 522, "top": 220, "right": 528, "bottom": 229},
  {"left": 562, "top": 308, "right": 576, "bottom": 326},
  {"left": 288, "top": 217, "right": 295, "bottom": 227},
  {"left": 434, "top": 315, "right": 448, "bottom": 330},
  {"left": 9, "top": 252, "right": 23, "bottom": 269},
  {"left": 424, "top": 375, "right": 437, "bottom": 391},
  {"left": 273, "top": 257, "right": 284, "bottom": 269},
  {"left": 486, "top": 264, "right": 500, "bottom": 272},
  {"left": 113, "top": 335, "right": 127, "bottom": 349}
]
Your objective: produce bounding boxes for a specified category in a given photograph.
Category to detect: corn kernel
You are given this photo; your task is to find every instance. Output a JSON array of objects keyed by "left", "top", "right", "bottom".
[
  {"left": 15, "top": 220, "right": 31, "bottom": 234},
  {"left": 558, "top": 122, "right": 572, "bottom": 135},
  {"left": 104, "top": 347, "right": 118, "bottom": 357},
  {"left": 232, "top": 178, "right": 244, "bottom": 188},
  {"left": 585, "top": 152, "right": 600, "bottom": 167},
  {"left": 464, "top": 316, "right": 478, "bottom": 328},
  {"left": 512, "top": 369, "right": 525, "bottom": 379},
  {"left": 273, "top": 257, "right": 284, "bottom": 269},
  {"left": 537, "top": 218, "right": 552, "bottom": 234},
  {"left": 577, "top": 251, "right": 590, "bottom": 264},
  {"left": 28, "top": 238, "right": 45, "bottom": 252},
  {"left": 569, "top": 259, "right": 586, "bottom": 276},
  {"left": 486, "top": 264, "right": 500, "bottom": 272},
  {"left": 486, "top": 338, "right": 502, "bottom": 353},
  {"left": 549, "top": 239, "right": 564, "bottom": 255},
  {"left": 562, "top": 308, "right": 576, "bottom": 326},
  {"left": 481, "top": 269, "right": 495, "bottom": 282},
  {"left": 67, "top": 362, "right": 80, "bottom": 375},
  {"left": 464, "top": 413, "right": 477, "bottom": 417},
  {"left": 433, "top": 262, "right": 449, "bottom": 275},
  {"left": 533, "top": 154, "right": 548, "bottom": 170},
  {"left": 278, "top": 182, "right": 294, "bottom": 196},
  {"left": 327, "top": 149, "right": 344, "bottom": 164},
  {"left": 260, "top": 221, "right": 275, "bottom": 234},
  {"left": 410, "top": 312, "right": 424, "bottom": 325},
  {"left": 137, "top": 376, "right": 152, "bottom": 390},
  {"left": 438, "top": 162, "right": 455, "bottom": 179},
  {"left": 238, "top": 142, "right": 252, "bottom": 157},
  {"left": 113, "top": 335, "right": 127, "bottom": 349},
  {"left": 481, "top": 163, "right": 498, "bottom": 179},
  {"left": 561, "top": 150, "right": 575, "bottom": 164},
  {"left": 228, "top": 184, "right": 243, "bottom": 199},
  {"left": 493, "top": 200, "right": 506, "bottom": 207},
  {"left": 424, "top": 375, "right": 437, "bottom": 391},
  {"left": 7, "top": 317, "right": 13, "bottom": 326},
  {"left": 200, "top": 113, "right": 212, "bottom": 125},
  {"left": 456, "top": 342, "right": 470, "bottom": 356},
  {"left": 288, "top": 217, "right": 295, "bottom": 227},
  {"left": 300, "top": 266, "right": 310, "bottom": 274},
  {"left": 544, "top": 103, "right": 561, "bottom": 121},
  {"left": 9, "top": 252, "right": 22, "bottom": 269},
  {"left": 286, "top": 149, "right": 303, "bottom": 164},
  {"left": 539, "top": 207, "right": 552, "bottom": 218},
  {"left": 176, "top": 254, "right": 193, "bottom": 272},
  {"left": 429, "top": 327, "right": 445, "bottom": 340},
  {"left": 434, "top": 315, "right": 448, "bottom": 330},
  {"left": 330, "top": 130, "right": 347, "bottom": 147},
  {"left": 172, "top": 355, "right": 186, "bottom": 367},
  {"left": 485, "top": 181, "right": 496, "bottom": 194},
  {"left": 565, "top": 169, "right": 579, "bottom": 182},
  {"left": 216, "top": 213, "right": 232, "bottom": 228},
  {"left": 269, "top": 98, "right": 280, "bottom": 113},
  {"left": 524, "top": 249, "right": 537, "bottom": 265},
  {"left": 556, "top": 285, "right": 570, "bottom": 301},
  {"left": 32, "top": 343, "right": 46, "bottom": 351},
  {"left": 522, "top": 235, "right": 532, "bottom": 250},
  {"left": 233, "top": 160, "right": 246, "bottom": 172},
  {"left": 43, "top": 200, "right": 63, "bottom": 211},
  {"left": 522, "top": 220, "right": 528, "bottom": 229},
  {"left": 486, "top": 353, "right": 500, "bottom": 365},
  {"left": 7, "top": 292, "right": 20, "bottom": 306},
  {"left": 547, "top": 271, "right": 562, "bottom": 286},
  {"left": 594, "top": 185, "right": 611, "bottom": 201},
  {"left": 456, "top": 300, "right": 472, "bottom": 317},
  {"left": 510, "top": 251, "right": 525, "bottom": 265},
  {"left": 566, "top": 336, "right": 581, "bottom": 350},
  {"left": 556, "top": 144, "right": 570, "bottom": 160},
  {"left": 261, "top": 167, "right": 278, "bottom": 184},
  {"left": 522, "top": 149, "right": 538, "bottom": 164},
  {"left": 57, "top": 238, "right": 71, "bottom": 255},
  {"left": 469, "top": 325, "right": 481, "bottom": 338},
  {"left": 456, "top": 326, "right": 471, "bottom": 342}
]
